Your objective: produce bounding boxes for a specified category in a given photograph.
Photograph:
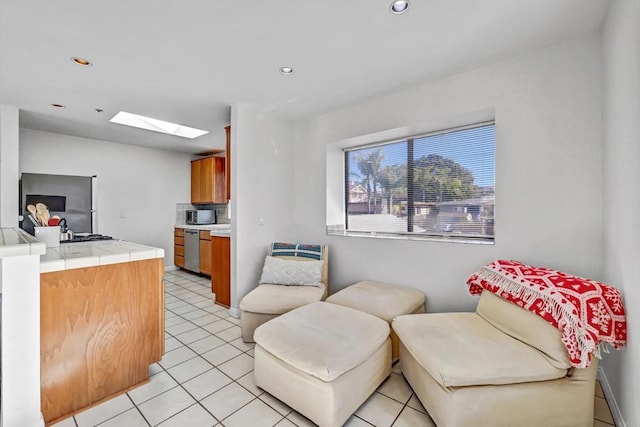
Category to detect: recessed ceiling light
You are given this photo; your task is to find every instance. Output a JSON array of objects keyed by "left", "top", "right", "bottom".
[
  {"left": 280, "top": 67, "right": 294, "bottom": 75},
  {"left": 71, "top": 57, "right": 92, "bottom": 66},
  {"left": 109, "top": 111, "right": 209, "bottom": 139},
  {"left": 50, "top": 103, "right": 66, "bottom": 109},
  {"left": 390, "top": 0, "right": 409, "bottom": 14}
]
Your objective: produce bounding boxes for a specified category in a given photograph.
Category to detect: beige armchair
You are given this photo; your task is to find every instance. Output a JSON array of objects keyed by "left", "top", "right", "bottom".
[
  {"left": 393, "top": 291, "right": 598, "bottom": 427},
  {"left": 239, "top": 243, "right": 328, "bottom": 343}
]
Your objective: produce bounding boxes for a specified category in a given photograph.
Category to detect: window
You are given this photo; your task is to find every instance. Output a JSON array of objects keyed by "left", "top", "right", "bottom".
[{"left": 342, "top": 122, "right": 495, "bottom": 243}]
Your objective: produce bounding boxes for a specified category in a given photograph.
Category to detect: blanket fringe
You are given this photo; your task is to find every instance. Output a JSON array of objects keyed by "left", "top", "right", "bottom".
[{"left": 476, "top": 267, "right": 596, "bottom": 368}]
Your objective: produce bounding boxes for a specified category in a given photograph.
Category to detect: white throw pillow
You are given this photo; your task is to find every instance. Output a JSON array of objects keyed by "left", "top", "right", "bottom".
[{"left": 259, "top": 256, "right": 323, "bottom": 286}]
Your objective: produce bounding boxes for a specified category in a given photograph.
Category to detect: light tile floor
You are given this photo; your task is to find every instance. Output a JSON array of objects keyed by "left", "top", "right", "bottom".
[{"left": 53, "top": 270, "right": 615, "bottom": 427}]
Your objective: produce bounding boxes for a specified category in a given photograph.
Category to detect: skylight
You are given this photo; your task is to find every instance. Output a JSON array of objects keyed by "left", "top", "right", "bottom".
[{"left": 109, "top": 111, "right": 209, "bottom": 139}]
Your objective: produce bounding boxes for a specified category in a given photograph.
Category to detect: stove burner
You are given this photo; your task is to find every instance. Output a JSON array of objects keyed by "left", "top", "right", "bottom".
[{"left": 60, "top": 234, "right": 114, "bottom": 244}]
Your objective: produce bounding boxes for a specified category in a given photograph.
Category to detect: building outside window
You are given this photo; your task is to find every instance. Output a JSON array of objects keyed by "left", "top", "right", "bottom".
[{"left": 343, "top": 122, "right": 495, "bottom": 243}]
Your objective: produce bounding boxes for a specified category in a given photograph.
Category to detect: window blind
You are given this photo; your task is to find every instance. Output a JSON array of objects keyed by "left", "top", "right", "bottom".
[{"left": 344, "top": 122, "right": 495, "bottom": 242}]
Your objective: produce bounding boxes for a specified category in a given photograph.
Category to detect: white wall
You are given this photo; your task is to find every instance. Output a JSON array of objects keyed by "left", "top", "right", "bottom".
[
  {"left": 0, "top": 105, "right": 19, "bottom": 227},
  {"left": 230, "top": 104, "right": 296, "bottom": 312},
  {"left": 602, "top": 0, "right": 640, "bottom": 425},
  {"left": 293, "top": 34, "right": 603, "bottom": 313},
  {"left": 1, "top": 252, "right": 44, "bottom": 427},
  {"left": 19, "top": 129, "right": 192, "bottom": 266}
]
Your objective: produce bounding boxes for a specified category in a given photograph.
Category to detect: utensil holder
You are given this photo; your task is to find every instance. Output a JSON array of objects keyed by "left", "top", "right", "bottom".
[{"left": 35, "top": 226, "right": 61, "bottom": 248}]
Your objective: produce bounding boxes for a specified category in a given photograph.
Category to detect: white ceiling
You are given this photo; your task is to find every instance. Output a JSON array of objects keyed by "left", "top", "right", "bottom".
[{"left": 0, "top": 0, "right": 610, "bottom": 154}]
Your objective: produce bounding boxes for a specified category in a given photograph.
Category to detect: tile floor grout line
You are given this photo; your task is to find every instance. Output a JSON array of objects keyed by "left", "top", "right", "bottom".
[
  {"left": 126, "top": 382, "right": 181, "bottom": 408},
  {"left": 126, "top": 373, "right": 213, "bottom": 427},
  {"left": 370, "top": 374, "right": 417, "bottom": 410},
  {"left": 163, "top": 279, "right": 268, "bottom": 424},
  {"left": 269, "top": 414, "right": 287, "bottom": 427},
  {"left": 128, "top": 395, "right": 153, "bottom": 427},
  {"left": 167, "top": 274, "right": 358, "bottom": 427},
  {"left": 165, "top": 302, "right": 224, "bottom": 322},
  {"left": 405, "top": 392, "right": 427, "bottom": 415},
  {"left": 165, "top": 276, "right": 290, "bottom": 425},
  {"left": 159, "top": 341, "right": 253, "bottom": 415},
  {"left": 257, "top": 393, "right": 294, "bottom": 419},
  {"left": 158, "top": 401, "right": 223, "bottom": 427},
  {"left": 85, "top": 393, "right": 140, "bottom": 427},
  {"left": 168, "top": 300, "right": 226, "bottom": 317},
  {"left": 389, "top": 405, "right": 406, "bottom": 427},
  {"left": 173, "top": 322, "right": 229, "bottom": 345},
  {"left": 173, "top": 332, "right": 222, "bottom": 350},
  {"left": 159, "top": 363, "right": 224, "bottom": 425},
  {"left": 352, "top": 414, "right": 376, "bottom": 426},
  {"left": 180, "top": 335, "right": 245, "bottom": 362},
  {"left": 217, "top": 395, "right": 271, "bottom": 426}
]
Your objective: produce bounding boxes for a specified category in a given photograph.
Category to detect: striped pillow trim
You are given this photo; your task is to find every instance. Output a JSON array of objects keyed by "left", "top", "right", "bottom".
[{"left": 270, "top": 242, "right": 323, "bottom": 260}]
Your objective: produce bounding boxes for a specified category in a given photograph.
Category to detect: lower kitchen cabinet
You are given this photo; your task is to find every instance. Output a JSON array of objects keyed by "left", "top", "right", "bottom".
[
  {"left": 40, "top": 259, "right": 164, "bottom": 424},
  {"left": 174, "top": 228, "right": 185, "bottom": 268},
  {"left": 199, "top": 230, "right": 211, "bottom": 276},
  {"left": 211, "top": 235, "right": 230, "bottom": 307}
]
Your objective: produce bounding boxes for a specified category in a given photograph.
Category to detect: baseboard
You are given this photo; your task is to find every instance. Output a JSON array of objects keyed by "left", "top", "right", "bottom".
[
  {"left": 597, "top": 366, "right": 626, "bottom": 426},
  {"left": 228, "top": 306, "right": 241, "bottom": 319},
  {"left": 164, "top": 265, "right": 178, "bottom": 272}
]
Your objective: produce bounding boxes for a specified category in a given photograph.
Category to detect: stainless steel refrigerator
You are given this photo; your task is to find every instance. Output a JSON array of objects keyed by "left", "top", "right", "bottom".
[{"left": 20, "top": 173, "right": 96, "bottom": 235}]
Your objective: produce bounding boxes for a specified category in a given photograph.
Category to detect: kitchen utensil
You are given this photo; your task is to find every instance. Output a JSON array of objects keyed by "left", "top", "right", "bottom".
[
  {"left": 58, "top": 218, "right": 67, "bottom": 231},
  {"left": 36, "top": 212, "right": 45, "bottom": 226},
  {"left": 27, "top": 214, "right": 40, "bottom": 227},
  {"left": 48, "top": 218, "right": 60, "bottom": 226},
  {"left": 27, "top": 204, "right": 37, "bottom": 217},
  {"left": 42, "top": 210, "right": 51, "bottom": 226},
  {"left": 35, "top": 203, "right": 46, "bottom": 225},
  {"left": 35, "top": 202, "right": 50, "bottom": 226}
]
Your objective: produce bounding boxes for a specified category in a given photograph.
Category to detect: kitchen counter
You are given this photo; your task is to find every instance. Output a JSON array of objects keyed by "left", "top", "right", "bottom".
[
  {"left": 40, "top": 239, "right": 165, "bottom": 273},
  {"left": 0, "top": 227, "right": 46, "bottom": 258},
  {"left": 40, "top": 240, "right": 165, "bottom": 424},
  {"left": 0, "top": 228, "right": 165, "bottom": 425},
  {"left": 209, "top": 228, "right": 231, "bottom": 237},
  {"left": 175, "top": 223, "right": 231, "bottom": 236},
  {"left": 175, "top": 223, "right": 231, "bottom": 231}
]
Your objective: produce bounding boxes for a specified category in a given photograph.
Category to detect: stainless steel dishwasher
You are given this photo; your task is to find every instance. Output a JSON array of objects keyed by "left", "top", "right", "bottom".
[{"left": 183, "top": 229, "right": 200, "bottom": 273}]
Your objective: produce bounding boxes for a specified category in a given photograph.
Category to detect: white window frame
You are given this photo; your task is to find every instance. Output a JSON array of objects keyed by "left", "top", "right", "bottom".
[{"left": 326, "top": 108, "right": 496, "bottom": 245}]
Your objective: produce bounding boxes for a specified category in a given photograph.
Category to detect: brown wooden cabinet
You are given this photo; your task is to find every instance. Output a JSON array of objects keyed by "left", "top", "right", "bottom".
[
  {"left": 174, "top": 228, "right": 185, "bottom": 268},
  {"left": 40, "top": 259, "right": 164, "bottom": 424},
  {"left": 211, "top": 235, "right": 231, "bottom": 307},
  {"left": 199, "top": 230, "right": 212, "bottom": 276},
  {"left": 191, "top": 156, "right": 226, "bottom": 204},
  {"left": 225, "top": 125, "right": 231, "bottom": 201}
]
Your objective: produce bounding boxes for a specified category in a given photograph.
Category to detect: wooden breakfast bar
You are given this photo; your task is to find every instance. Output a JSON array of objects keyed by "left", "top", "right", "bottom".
[{"left": 39, "top": 240, "right": 165, "bottom": 425}]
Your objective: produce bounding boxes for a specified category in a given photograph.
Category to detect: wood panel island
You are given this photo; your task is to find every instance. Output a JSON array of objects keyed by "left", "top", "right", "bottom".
[{"left": 39, "top": 240, "right": 165, "bottom": 425}]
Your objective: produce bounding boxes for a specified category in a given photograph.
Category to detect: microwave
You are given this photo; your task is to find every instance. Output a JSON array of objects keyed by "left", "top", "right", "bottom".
[{"left": 186, "top": 209, "right": 216, "bottom": 225}]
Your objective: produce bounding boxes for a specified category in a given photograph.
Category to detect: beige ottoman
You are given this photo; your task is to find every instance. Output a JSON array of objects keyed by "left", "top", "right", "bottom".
[
  {"left": 326, "top": 280, "right": 426, "bottom": 360},
  {"left": 239, "top": 282, "right": 327, "bottom": 342},
  {"left": 254, "top": 301, "right": 391, "bottom": 427}
]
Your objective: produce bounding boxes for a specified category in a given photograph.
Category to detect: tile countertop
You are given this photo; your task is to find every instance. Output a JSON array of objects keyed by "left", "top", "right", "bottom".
[
  {"left": 0, "top": 227, "right": 46, "bottom": 258},
  {"left": 40, "top": 239, "right": 165, "bottom": 273},
  {"left": 175, "top": 224, "right": 231, "bottom": 237}
]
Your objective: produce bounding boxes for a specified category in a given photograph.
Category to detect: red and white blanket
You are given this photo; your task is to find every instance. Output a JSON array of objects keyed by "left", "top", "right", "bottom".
[{"left": 467, "top": 260, "right": 627, "bottom": 368}]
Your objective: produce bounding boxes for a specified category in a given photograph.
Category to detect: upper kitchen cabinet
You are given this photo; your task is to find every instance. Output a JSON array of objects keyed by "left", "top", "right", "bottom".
[
  {"left": 191, "top": 156, "right": 226, "bottom": 204},
  {"left": 225, "top": 125, "right": 231, "bottom": 201}
]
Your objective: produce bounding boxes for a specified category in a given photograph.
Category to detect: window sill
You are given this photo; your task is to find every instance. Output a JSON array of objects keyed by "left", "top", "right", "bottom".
[{"left": 326, "top": 228, "right": 494, "bottom": 245}]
